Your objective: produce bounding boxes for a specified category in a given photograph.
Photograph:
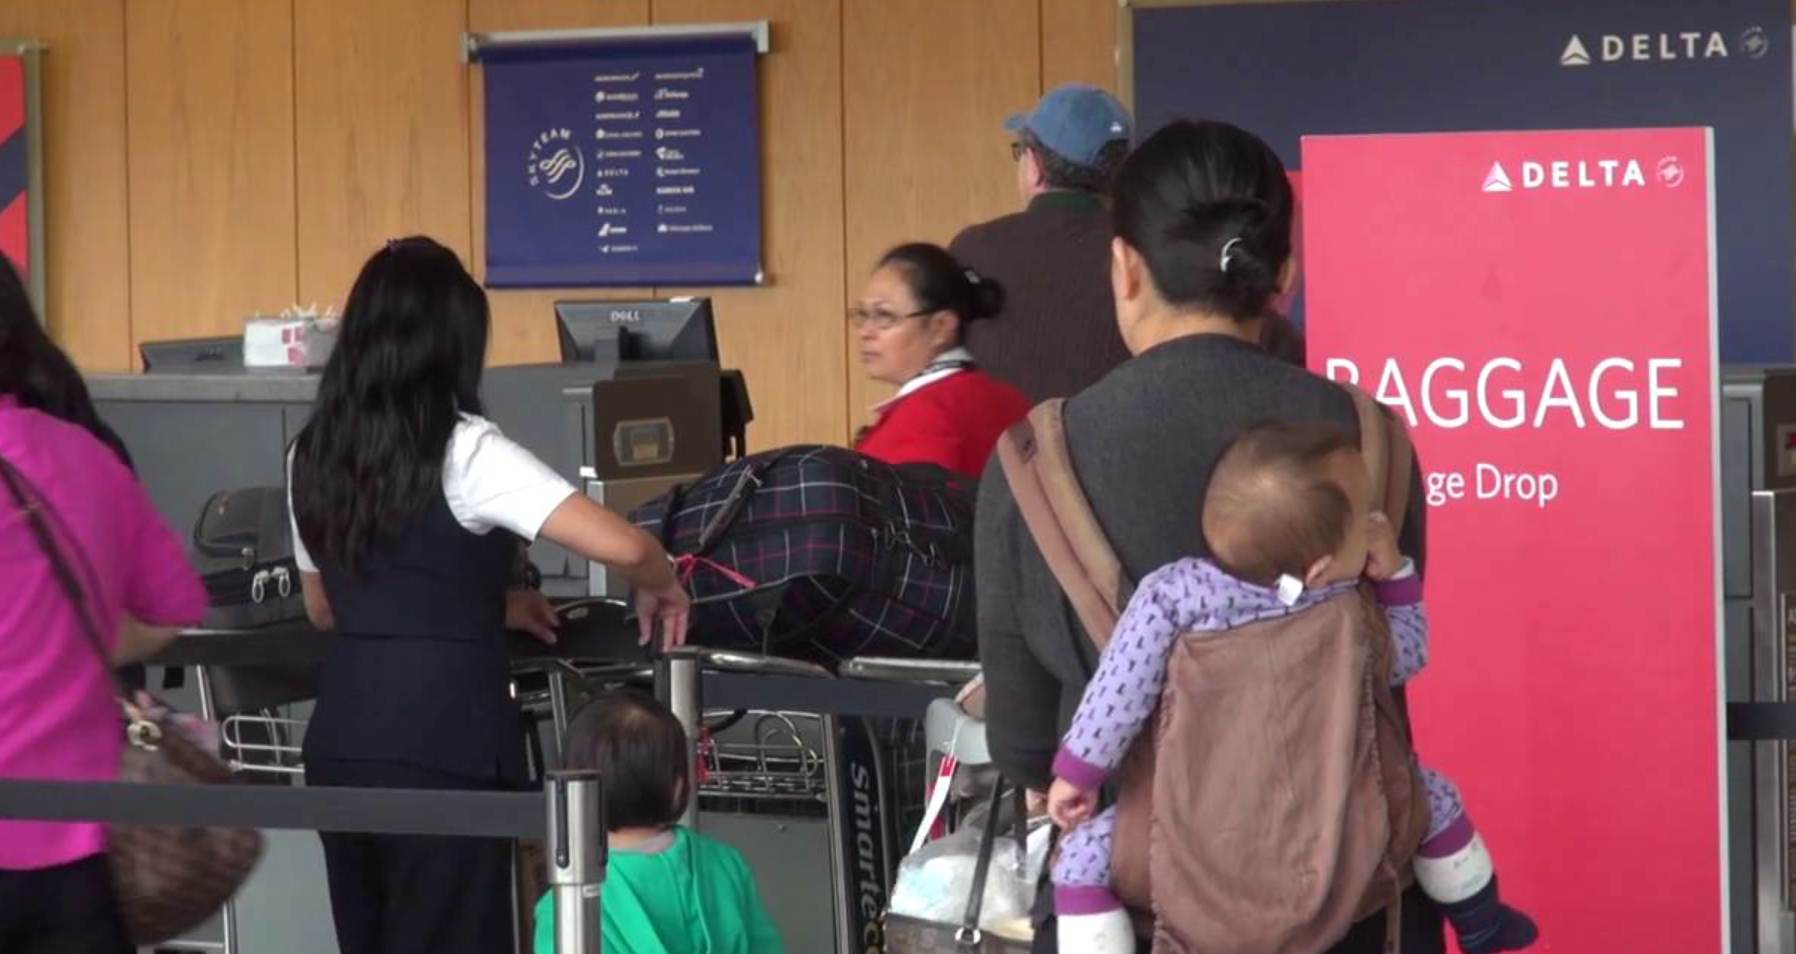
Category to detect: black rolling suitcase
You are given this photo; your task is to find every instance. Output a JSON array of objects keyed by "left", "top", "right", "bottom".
[{"left": 189, "top": 487, "right": 306, "bottom": 629}]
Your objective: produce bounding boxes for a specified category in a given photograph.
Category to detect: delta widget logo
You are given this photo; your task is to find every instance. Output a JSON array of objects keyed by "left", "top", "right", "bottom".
[
  {"left": 1482, "top": 156, "right": 1685, "bottom": 193},
  {"left": 1560, "top": 27, "right": 1768, "bottom": 66}
]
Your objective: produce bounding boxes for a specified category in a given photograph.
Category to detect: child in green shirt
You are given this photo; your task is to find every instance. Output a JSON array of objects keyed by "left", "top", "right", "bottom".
[{"left": 535, "top": 691, "right": 787, "bottom": 954}]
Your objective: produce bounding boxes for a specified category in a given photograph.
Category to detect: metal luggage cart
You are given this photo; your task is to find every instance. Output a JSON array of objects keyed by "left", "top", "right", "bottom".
[{"left": 652, "top": 648, "right": 978, "bottom": 954}]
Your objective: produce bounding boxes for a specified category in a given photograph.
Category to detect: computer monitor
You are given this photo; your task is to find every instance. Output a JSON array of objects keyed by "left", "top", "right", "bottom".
[
  {"left": 555, "top": 298, "right": 718, "bottom": 364},
  {"left": 139, "top": 336, "right": 244, "bottom": 373}
]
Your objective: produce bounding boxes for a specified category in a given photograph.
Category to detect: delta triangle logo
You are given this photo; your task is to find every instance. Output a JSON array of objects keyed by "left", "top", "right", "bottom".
[
  {"left": 1482, "top": 162, "right": 1514, "bottom": 193},
  {"left": 1561, "top": 35, "right": 1592, "bottom": 66}
]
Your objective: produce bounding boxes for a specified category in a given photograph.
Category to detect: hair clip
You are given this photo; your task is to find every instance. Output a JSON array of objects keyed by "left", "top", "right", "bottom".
[
  {"left": 1275, "top": 573, "right": 1305, "bottom": 606},
  {"left": 1219, "top": 237, "right": 1244, "bottom": 274},
  {"left": 963, "top": 268, "right": 982, "bottom": 285}
]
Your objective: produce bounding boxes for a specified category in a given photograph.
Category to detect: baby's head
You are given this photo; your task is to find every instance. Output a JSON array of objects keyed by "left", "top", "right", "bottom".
[
  {"left": 563, "top": 690, "right": 690, "bottom": 833},
  {"left": 1202, "top": 420, "right": 1372, "bottom": 590}
]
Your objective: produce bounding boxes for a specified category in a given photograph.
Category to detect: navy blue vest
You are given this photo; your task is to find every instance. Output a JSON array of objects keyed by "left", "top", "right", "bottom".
[{"left": 302, "top": 492, "right": 526, "bottom": 783}]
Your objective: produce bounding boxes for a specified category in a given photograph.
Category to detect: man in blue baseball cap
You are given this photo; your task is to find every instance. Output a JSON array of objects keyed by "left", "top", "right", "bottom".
[{"left": 949, "top": 84, "right": 1134, "bottom": 404}]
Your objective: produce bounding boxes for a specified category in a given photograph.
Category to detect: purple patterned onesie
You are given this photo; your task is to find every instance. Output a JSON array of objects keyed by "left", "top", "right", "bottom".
[{"left": 1049, "top": 557, "right": 1464, "bottom": 915}]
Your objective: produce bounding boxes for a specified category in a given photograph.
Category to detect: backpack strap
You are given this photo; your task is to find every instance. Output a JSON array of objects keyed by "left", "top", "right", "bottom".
[
  {"left": 995, "top": 400, "right": 1125, "bottom": 649},
  {"left": 1346, "top": 385, "right": 1414, "bottom": 540}
]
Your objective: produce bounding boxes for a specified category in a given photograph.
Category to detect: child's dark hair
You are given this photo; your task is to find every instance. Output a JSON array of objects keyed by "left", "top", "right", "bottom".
[
  {"left": 1202, "top": 420, "right": 1360, "bottom": 586},
  {"left": 878, "top": 243, "right": 1006, "bottom": 334},
  {"left": 563, "top": 691, "right": 691, "bottom": 830}
]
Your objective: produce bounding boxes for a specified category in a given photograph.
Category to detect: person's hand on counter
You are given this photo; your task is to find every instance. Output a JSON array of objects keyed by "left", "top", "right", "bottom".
[
  {"left": 505, "top": 588, "right": 560, "bottom": 646},
  {"left": 635, "top": 575, "right": 691, "bottom": 649},
  {"left": 536, "top": 492, "right": 692, "bottom": 648}
]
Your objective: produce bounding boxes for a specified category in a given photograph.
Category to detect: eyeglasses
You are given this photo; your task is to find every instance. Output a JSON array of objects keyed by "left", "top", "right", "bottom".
[{"left": 847, "top": 306, "right": 930, "bottom": 331}]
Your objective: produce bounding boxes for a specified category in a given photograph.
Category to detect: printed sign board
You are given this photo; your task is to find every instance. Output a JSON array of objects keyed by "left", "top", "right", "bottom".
[{"left": 1305, "top": 128, "right": 1724, "bottom": 954}]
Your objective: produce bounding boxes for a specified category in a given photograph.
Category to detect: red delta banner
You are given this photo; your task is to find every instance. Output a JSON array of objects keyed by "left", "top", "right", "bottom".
[
  {"left": 0, "top": 56, "right": 26, "bottom": 277},
  {"left": 1303, "top": 129, "right": 1723, "bottom": 953}
]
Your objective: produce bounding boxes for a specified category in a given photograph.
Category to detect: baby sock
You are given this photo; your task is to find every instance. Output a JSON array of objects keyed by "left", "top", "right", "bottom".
[
  {"left": 1056, "top": 910, "right": 1136, "bottom": 954},
  {"left": 1055, "top": 886, "right": 1134, "bottom": 954},
  {"left": 1414, "top": 816, "right": 1539, "bottom": 954}
]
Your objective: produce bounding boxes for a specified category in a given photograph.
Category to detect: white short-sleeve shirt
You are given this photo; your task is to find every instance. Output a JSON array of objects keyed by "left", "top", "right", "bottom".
[{"left": 288, "top": 414, "right": 578, "bottom": 573}]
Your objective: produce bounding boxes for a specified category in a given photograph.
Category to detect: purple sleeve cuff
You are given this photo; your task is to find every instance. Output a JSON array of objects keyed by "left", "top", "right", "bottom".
[
  {"left": 1053, "top": 747, "right": 1110, "bottom": 791},
  {"left": 1376, "top": 571, "right": 1423, "bottom": 607}
]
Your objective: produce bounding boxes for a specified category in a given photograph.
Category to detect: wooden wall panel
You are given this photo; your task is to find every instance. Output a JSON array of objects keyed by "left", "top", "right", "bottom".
[
  {"left": 468, "top": 0, "right": 650, "bottom": 367},
  {"left": 1043, "top": 0, "right": 1118, "bottom": 94},
  {"left": 0, "top": 0, "right": 131, "bottom": 371},
  {"left": 653, "top": 0, "right": 847, "bottom": 449},
  {"left": 125, "top": 0, "right": 296, "bottom": 349},
  {"left": 294, "top": 0, "right": 471, "bottom": 313},
  {"left": 842, "top": 0, "right": 1040, "bottom": 428}
]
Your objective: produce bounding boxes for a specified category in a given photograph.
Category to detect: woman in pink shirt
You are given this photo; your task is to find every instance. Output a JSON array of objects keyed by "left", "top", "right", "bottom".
[{"left": 0, "top": 253, "right": 209, "bottom": 953}]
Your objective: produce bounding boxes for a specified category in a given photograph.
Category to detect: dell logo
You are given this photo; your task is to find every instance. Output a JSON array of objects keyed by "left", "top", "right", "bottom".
[{"left": 608, "top": 310, "right": 642, "bottom": 323}]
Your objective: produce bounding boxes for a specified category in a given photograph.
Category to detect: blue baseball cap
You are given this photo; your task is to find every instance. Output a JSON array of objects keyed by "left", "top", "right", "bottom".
[{"left": 1004, "top": 84, "right": 1133, "bottom": 167}]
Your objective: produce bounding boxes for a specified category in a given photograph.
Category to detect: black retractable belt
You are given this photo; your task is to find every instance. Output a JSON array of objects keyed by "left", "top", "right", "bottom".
[{"left": 1727, "top": 702, "right": 1796, "bottom": 741}]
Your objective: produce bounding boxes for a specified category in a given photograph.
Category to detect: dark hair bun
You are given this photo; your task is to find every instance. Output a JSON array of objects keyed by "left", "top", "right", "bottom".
[
  {"left": 878, "top": 243, "right": 1007, "bottom": 335},
  {"left": 1112, "top": 120, "right": 1295, "bottom": 322},
  {"left": 963, "top": 269, "right": 1007, "bottom": 322},
  {"left": 1189, "top": 197, "right": 1279, "bottom": 317}
]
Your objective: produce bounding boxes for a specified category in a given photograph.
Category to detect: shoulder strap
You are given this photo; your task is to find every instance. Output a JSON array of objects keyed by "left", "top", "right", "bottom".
[
  {"left": 0, "top": 452, "right": 127, "bottom": 695},
  {"left": 1345, "top": 385, "right": 1414, "bottom": 540},
  {"left": 995, "top": 400, "right": 1125, "bottom": 649}
]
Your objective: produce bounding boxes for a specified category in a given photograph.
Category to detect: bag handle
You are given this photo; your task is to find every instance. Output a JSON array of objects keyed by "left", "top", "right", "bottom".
[
  {"left": 1346, "top": 385, "right": 1414, "bottom": 541},
  {"left": 995, "top": 402, "right": 1126, "bottom": 649},
  {"left": 692, "top": 451, "right": 786, "bottom": 556},
  {"left": 957, "top": 780, "right": 1029, "bottom": 949}
]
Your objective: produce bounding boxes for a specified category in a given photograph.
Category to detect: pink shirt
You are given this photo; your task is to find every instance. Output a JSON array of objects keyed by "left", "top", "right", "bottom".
[{"left": 0, "top": 396, "right": 207, "bottom": 870}]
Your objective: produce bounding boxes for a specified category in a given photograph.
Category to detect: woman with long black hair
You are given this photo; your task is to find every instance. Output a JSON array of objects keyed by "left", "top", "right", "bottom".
[
  {"left": 0, "top": 251, "right": 208, "bottom": 952},
  {"left": 289, "top": 237, "right": 690, "bottom": 954}
]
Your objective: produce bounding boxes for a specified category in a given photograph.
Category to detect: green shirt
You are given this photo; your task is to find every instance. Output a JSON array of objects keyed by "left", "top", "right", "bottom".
[{"left": 533, "top": 826, "right": 787, "bottom": 954}]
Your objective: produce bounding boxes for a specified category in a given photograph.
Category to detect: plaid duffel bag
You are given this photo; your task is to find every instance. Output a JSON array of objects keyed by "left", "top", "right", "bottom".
[{"left": 631, "top": 445, "right": 976, "bottom": 663}]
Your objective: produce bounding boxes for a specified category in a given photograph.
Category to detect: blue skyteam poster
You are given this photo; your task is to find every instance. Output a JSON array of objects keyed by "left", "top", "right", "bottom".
[
  {"left": 1129, "top": 0, "right": 1792, "bottom": 362},
  {"left": 481, "top": 32, "right": 763, "bottom": 287}
]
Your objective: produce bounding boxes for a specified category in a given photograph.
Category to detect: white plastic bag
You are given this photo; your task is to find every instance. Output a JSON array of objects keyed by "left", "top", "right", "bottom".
[{"left": 888, "top": 818, "right": 1050, "bottom": 930}]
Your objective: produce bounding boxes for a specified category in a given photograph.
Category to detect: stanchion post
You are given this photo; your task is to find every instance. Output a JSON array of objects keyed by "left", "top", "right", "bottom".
[
  {"left": 546, "top": 770, "right": 606, "bottom": 954},
  {"left": 654, "top": 651, "right": 703, "bottom": 830}
]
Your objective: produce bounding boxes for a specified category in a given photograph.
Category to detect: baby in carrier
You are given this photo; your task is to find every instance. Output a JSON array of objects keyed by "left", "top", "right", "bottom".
[{"left": 1045, "top": 420, "right": 1538, "bottom": 954}]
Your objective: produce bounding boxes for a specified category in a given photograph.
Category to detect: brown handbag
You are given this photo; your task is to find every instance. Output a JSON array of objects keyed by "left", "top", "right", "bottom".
[{"left": 0, "top": 453, "right": 264, "bottom": 945}]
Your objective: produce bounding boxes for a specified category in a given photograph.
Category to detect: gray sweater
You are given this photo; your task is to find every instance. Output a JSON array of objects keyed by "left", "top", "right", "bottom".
[{"left": 974, "top": 332, "right": 1438, "bottom": 952}]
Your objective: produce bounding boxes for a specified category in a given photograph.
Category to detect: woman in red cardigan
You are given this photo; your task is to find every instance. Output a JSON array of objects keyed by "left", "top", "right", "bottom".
[{"left": 852, "top": 243, "right": 1031, "bottom": 478}]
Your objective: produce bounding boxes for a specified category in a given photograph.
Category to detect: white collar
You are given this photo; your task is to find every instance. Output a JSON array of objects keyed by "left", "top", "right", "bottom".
[{"left": 875, "top": 348, "right": 975, "bottom": 411}]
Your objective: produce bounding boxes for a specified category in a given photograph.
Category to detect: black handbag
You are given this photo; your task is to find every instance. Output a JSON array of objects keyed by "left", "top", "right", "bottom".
[
  {"left": 885, "top": 782, "right": 1034, "bottom": 954},
  {"left": 189, "top": 487, "right": 305, "bottom": 628}
]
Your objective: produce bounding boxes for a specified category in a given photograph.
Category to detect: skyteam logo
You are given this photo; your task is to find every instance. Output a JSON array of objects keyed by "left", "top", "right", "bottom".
[
  {"left": 1559, "top": 28, "right": 1757, "bottom": 66},
  {"left": 1482, "top": 157, "right": 1671, "bottom": 192},
  {"left": 1656, "top": 156, "right": 1686, "bottom": 188},
  {"left": 526, "top": 128, "right": 584, "bottom": 201},
  {"left": 1741, "top": 27, "right": 1771, "bottom": 59}
]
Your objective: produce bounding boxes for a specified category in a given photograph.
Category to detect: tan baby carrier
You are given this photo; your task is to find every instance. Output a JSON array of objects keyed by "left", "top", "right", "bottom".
[{"left": 995, "top": 389, "right": 1431, "bottom": 954}]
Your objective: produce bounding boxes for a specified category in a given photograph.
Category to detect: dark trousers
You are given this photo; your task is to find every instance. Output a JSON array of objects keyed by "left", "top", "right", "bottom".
[
  {"left": 306, "top": 759, "right": 516, "bottom": 954},
  {"left": 0, "top": 855, "right": 132, "bottom": 954}
]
